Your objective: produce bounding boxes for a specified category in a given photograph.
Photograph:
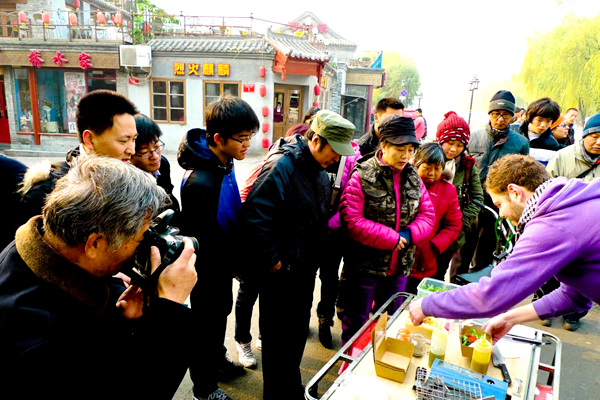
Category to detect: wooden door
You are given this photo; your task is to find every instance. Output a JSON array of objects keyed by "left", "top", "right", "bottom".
[
  {"left": 273, "top": 84, "right": 304, "bottom": 142},
  {"left": 0, "top": 79, "right": 10, "bottom": 143}
]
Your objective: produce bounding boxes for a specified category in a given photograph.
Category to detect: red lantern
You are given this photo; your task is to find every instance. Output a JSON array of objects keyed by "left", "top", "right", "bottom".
[
  {"left": 313, "top": 101, "right": 319, "bottom": 108},
  {"left": 314, "top": 86, "right": 321, "bottom": 96},
  {"left": 262, "top": 122, "right": 269, "bottom": 133},
  {"left": 110, "top": 15, "right": 115, "bottom": 23},
  {"left": 69, "top": 13, "right": 77, "bottom": 26},
  {"left": 96, "top": 12, "right": 106, "bottom": 26},
  {"left": 18, "top": 11, "right": 27, "bottom": 25},
  {"left": 114, "top": 12, "right": 123, "bottom": 27},
  {"left": 262, "top": 106, "right": 269, "bottom": 118},
  {"left": 262, "top": 137, "right": 269, "bottom": 149},
  {"left": 42, "top": 12, "right": 50, "bottom": 26},
  {"left": 142, "top": 22, "right": 151, "bottom": 33},
  {"left": 259, "top": 65, "right": 266, "bottom": 78},
  {"left": 74, "top": 0, "right": 80, "bottom": 10},
  {"left": 259, "top": 84, "right": 267, "bottom": 97}
]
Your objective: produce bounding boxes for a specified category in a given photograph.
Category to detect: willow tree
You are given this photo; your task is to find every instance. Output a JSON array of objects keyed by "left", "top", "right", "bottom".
[
  {"left": 374, "top": 56, "right": 421, "bottom": 108},
  {"left": 519, "top": 13, "right": 600, "bottom": 116}
]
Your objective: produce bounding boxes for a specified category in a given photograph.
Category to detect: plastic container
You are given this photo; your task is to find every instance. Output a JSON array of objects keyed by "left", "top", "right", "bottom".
[
  {"left": 428, "top": 327, "right": 448, "bottom": 367},
  {"left": 416, "top": 278, "right": 460, "bottom": 299},
  {"left": 470, "top": 337, "right": 492, "bottom": 374}
]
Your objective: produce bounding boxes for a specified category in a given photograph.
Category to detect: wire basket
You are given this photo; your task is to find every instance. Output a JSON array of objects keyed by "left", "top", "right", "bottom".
[{"left": 414, "top": 367, "right": 483, "bottom": 400}]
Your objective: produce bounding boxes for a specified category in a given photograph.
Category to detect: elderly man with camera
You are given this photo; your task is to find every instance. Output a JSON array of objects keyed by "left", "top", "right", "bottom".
[{"left": 0, "top": 156, "right": 197, "bottom": 400}]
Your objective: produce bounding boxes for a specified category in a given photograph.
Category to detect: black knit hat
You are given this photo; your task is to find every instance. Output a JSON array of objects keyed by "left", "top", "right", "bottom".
[
  {"left": 488, "top": 90, "right": 516, "bottom": 115},
  {"left": 379, "top": 115, "right": 419, "bottom": 147}
]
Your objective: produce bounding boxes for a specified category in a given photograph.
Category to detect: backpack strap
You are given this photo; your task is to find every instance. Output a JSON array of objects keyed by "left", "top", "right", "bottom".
[{"left": 576, "top": 159, "right": 600, "bottom": 179}]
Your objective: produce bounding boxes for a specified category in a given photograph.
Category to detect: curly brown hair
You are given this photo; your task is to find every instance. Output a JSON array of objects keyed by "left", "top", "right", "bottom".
[{"left": 485, "top": 154, "right": 550, "bottom": 194}]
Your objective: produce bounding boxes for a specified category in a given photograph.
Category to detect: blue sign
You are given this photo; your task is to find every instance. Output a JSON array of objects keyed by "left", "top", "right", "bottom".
[{"left": 400, "top": 89, "right": 408, "bottom": 97}]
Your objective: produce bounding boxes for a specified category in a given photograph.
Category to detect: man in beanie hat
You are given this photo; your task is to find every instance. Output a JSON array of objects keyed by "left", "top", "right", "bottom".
[
  {"left": 238, "top": 110, "right": 354, "bottom": 400},
  {"left": 467, "top": 90, "right": 529, "bottom": 271},
  {"left": 337, "top": 114, "right": 435, "bottom": 344},
  {"left": 435, "top": 111, "right": 485, "bottom": 281},
  {"left": 547, "top": 113, "right": 600, "bottom": 183}
]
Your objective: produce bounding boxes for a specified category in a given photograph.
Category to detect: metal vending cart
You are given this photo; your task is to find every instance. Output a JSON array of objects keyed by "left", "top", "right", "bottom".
[{"left": 305, "top": 293, "right": 562, "bottom": 400}]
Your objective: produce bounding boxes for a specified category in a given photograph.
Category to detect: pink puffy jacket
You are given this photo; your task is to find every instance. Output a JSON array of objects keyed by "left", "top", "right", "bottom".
[{"left": 340, "top": 161, "right": 435, "bottom": 274}]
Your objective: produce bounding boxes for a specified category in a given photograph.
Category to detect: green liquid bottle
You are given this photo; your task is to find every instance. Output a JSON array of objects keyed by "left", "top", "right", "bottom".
[{"left": 428, "top": 327, "right": 448, "bottom": 367}]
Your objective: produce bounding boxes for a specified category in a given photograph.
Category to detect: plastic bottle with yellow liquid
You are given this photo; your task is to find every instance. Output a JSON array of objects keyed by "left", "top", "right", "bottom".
[
  {"left": 428, "top": 327, "right": 448, "bottom": 367},
  {"left": 470, "top": 337, "right": 492, "bottom": 374}
]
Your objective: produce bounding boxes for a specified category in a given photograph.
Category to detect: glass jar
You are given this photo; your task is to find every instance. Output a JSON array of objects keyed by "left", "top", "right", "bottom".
[
  {"left": 397, "top": 328, "right": 411, "bottom": 342},
  {"left": 410, "top": 333, "right": 426, "bottom": 357}
]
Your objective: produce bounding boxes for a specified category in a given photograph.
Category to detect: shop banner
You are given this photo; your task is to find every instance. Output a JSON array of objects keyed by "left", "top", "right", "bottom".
[{"left": 64, "top": 72, "right": 85, "bottom": 134}]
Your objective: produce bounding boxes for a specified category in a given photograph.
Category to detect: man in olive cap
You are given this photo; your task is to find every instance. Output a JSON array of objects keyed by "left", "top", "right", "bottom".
[{"left": 238, "top": 110, "right": 355, "bottom": 400}]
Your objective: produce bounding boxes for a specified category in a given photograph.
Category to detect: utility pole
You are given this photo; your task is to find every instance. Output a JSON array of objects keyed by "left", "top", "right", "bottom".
[{"left": 468, "top": 75, "right": 480, "bottom": 126}]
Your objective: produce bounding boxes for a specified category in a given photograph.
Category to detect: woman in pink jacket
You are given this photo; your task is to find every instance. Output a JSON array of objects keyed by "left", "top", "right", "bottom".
[
  {"left": 407, "top": 143, "right": 463, "bottom": 292},
  {"left": 338, "top": 115, "right": 435, "bottom": 344}
]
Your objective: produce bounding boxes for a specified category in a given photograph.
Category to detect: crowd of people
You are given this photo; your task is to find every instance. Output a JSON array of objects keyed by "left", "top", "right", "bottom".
[{"left": 0, "top": 87, "right": 599, "bottom": 400}]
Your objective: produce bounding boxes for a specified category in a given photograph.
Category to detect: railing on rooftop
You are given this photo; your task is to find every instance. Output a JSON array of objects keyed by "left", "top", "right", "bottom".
[
  {"left": 133, "top": 14, "right": 257, "bottom": 43},
  {"left": 0, "top": 9, "right": 132, "bottom": 43}
]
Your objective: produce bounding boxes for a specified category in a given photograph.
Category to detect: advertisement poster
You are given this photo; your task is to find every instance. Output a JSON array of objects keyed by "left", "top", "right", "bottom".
[{"left": 64, "top": 72, "right": 85, "bottom": 133}]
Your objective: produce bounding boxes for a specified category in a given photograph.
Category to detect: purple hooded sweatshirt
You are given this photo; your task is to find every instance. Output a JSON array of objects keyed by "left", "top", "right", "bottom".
[{"left": 423, "top": 177, "right": 599, "bottom": 321}]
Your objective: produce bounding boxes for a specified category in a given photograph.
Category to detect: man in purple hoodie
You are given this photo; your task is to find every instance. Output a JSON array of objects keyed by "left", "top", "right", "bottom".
[{"left": 409, "top": 154, "right": 598, "bottom": 342}]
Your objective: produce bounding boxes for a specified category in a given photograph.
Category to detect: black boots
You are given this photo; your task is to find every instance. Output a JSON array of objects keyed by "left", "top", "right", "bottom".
[{"left": 318, "top": 317, "right": 334, "bottom": 349}]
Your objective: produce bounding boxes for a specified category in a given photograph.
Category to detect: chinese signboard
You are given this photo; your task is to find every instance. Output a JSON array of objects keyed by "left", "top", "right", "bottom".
[{"left": 173, "top": 62, "right": 230, "bottom": 77}]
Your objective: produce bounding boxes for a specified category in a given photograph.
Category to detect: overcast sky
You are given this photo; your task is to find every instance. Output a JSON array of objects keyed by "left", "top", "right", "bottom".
[{"left": 151, "top": 0, "right": 599, "bottom": 129}]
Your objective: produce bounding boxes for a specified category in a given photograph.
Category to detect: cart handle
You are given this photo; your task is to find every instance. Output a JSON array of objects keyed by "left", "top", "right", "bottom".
[{"left": 304, "top": 292, "right": 414, "bottom": 400}]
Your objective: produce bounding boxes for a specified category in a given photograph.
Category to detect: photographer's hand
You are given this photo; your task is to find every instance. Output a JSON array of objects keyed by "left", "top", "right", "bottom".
[
  {"left": 152, "top": 238, "right": 198, "bottom": 304},
  {"left": 116, "top": 284, "right": 144, "bottom": 319}
]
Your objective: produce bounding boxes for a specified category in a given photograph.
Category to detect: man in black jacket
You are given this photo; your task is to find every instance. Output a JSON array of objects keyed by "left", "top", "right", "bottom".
[
  {"left": 0, "top": 156, "right": 197, "bottom": 400},
  {"left": 356, "top": 97, "right": 404, "bottom": 156},
  {"left": 178, "top": 96, "right": 260, "bottom": 400},
  {"left": 18, "top": 90, "right": 138, "bottom": 226},
  {"left": 239, "top": 110, "right": 355, "bottom": 400}
]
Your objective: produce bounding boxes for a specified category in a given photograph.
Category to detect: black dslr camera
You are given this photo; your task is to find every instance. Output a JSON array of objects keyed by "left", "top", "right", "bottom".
[{"left": 128, "top": 209, "right": 199, "bottom": 291}]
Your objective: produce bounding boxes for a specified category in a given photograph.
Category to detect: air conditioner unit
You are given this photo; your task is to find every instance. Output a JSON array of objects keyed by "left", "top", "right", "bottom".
[{"left": 119, "top": 45, "right": 152, "bottom": 68}]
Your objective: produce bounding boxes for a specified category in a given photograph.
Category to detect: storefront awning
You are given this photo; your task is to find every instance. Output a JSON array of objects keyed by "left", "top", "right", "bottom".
[{"left": 266, "top": 31, "right": 328, "bottom": 82}]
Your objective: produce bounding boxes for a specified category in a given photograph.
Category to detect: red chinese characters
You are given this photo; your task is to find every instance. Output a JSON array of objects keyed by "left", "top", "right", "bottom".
[
  {"left": 78, "top": 52, "right": 93, "bottom": 70},
  {"left": 52, "top": 51, "right": 68, "bottom": 67},
  {"left": 28, "top": 50, "right": 45, "bottom": 68}
]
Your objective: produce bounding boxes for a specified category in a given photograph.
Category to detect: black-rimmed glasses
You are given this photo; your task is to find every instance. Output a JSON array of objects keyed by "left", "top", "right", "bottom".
[{"left": 134, "top": 140, "right": 165, "bottom": 159}]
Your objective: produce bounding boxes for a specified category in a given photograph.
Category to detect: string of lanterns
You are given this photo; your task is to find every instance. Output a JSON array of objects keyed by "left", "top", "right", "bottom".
[
  {"left": 258, "top": 65, "right": 269, "bottom": 149},
  {"left": 18, "top": 9, "right": 124, "bottom": 28}
]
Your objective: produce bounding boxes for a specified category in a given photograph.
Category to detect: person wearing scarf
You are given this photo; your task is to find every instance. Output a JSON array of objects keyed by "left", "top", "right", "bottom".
[{"left": 435, "top": 112, "right": 485, "bottom": 281}]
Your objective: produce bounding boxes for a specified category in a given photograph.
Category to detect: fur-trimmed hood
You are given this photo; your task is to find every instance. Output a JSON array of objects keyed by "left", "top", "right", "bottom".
[{"left": 15, "top": 216, "right": 110, "bottom": 313}]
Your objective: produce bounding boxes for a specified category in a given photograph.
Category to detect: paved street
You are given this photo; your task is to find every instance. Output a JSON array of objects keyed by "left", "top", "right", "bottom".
[{"left": 11, "top": 152, "right": 600, "bottom": 400}]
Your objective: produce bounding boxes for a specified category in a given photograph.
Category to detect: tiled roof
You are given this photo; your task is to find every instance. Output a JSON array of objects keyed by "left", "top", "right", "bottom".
[
  {"left": 148, "top": 37, "right": 276, "bottom": 55},
  {"left": 265, "top": 32, "right": 329, "bottom": 62}
]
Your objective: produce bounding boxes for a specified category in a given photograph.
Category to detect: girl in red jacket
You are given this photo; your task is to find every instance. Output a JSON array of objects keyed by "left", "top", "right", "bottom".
[
  {"left": 406, "top": 143, "right": 463, "bottom": 293},
  {"left": 338, "top": 115, "right": 435, "bottom": 344}
]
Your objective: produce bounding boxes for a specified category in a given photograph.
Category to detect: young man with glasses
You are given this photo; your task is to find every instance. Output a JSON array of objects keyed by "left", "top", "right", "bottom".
[
  {"left": 465, "top": 90, "right": 529, "bottom": 271},
  {"left": 177, "top": 96, "right": 259, "bottom": 400},
  {"left": 132, "top": 114, "right": 180, "bottom": 216}
]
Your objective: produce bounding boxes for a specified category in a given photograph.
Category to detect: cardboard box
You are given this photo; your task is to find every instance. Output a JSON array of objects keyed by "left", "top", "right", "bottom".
[
  {"left": 460, "top": 325, "right": 492, "bottom": 358},
  {"left": 372, "top": 312, "right": 414, "bottom": 383}
]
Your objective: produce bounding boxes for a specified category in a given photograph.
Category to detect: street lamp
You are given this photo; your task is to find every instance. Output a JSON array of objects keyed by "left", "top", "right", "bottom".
[
  {"left": 468, "top": 75, "right": 480, "bottom": 126},
  {"left": 416, "top": 90, "right": 423, "bottom": 109}
]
